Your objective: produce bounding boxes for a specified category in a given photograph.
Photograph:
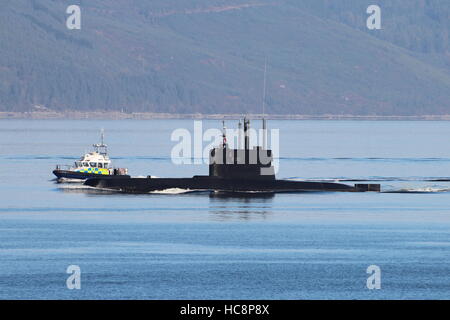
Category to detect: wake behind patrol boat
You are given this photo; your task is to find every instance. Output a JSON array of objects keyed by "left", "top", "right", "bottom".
[
  {"left": 53, "top": 130, "right": 129, "bottom": 182},
  {"left": 84, "top": 119, "right": 380, "bottom": 194}
]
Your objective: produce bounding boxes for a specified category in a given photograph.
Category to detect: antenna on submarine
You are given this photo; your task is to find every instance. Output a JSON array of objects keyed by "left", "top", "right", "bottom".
[
  {"left": 262, "top": 57, "right": 268, "bottom": 149},
  {"left": 238, "top": 119, "right": 243, "bottom": 149},
  {"left": 244, "top": 116, "right": 250, "bottom": 151},
  {"left": 222, "top": 120, "right": 228, "bottom": 148}
]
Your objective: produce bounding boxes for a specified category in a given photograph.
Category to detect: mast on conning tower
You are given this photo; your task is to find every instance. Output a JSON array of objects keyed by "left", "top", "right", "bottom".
[
  {"left": 238, "top": 119, "right": 243, "bottom": 149},
  {"left": 222, "top": 120, "right": 228, "bottom": 148},
  {"left": 244, "top": 117, "right": 250, "bottom": 150},
  {"left": 262, "top": 58, "right": 268, "bottom": 149}
]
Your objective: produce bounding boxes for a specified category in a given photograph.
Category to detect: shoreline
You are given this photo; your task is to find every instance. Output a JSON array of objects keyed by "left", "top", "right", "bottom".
[{"left": 2, "top": 111, "right": 450, "bottom": 121}]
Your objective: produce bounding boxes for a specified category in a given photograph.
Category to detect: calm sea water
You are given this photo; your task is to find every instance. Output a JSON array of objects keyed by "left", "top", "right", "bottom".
[{"left": 1, "top": 119, "right": 450, "bottom": 299}]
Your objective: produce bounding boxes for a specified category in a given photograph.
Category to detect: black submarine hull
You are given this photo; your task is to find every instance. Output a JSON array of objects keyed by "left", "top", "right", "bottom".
[{"left": 84, "top": 176, "right": 380, "bottom": 193}]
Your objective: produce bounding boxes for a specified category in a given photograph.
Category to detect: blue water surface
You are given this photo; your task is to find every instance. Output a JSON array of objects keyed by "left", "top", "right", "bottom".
[{"left": 0, "top": 120, "right": 449, "bottom": 299}]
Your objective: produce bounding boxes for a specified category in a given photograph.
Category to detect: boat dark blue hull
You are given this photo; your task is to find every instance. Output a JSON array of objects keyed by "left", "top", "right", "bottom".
[{"left": 53, "top": 169, "right": 111, "bottom": 180}]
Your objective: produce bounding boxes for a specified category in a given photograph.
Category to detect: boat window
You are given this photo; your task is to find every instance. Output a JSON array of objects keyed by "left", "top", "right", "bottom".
[
  {"left": 98, "top": 163, "right": 103, "bottom": 168},
  {"left": 104, "top": 163, "right": 109, "bottom": 168},
  {"left": 83, "top": 162, "right": 89, "bottom": 167},
  {"left": 90, "top": 162, "right": 97, "bottom": 167}
]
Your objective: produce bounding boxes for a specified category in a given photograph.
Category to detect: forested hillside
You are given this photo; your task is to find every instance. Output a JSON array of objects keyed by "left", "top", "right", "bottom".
[{"left": 1, "top": 0, "right": 450, "bottom": 115}]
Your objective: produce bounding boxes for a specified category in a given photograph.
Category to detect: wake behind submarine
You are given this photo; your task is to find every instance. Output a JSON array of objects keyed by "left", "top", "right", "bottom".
[{"left": 84, "top": 119, "right": 381, "bottom": 194}]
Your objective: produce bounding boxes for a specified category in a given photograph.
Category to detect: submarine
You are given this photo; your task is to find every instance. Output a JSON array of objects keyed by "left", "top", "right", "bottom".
[{"left": 84, "top": 118, "right": 380, "bottom": 194}]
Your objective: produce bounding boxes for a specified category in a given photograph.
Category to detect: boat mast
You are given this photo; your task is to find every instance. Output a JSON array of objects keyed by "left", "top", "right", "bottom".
[{"left": 93, "top": 129, "right": 108, "bottom": 155}]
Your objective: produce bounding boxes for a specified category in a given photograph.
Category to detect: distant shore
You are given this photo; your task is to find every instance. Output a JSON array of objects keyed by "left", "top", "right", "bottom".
[{"left": 2, "top": 111, "right": 450, "bottom": 121}]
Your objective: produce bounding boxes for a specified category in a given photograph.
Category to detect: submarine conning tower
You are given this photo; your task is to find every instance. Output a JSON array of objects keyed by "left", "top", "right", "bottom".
[{"left": 209, "top": 118, "right": 275, "bottom": 180}]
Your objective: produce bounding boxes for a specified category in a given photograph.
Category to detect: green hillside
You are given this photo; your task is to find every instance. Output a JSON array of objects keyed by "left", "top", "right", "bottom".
[{"left": 1, "top": 0, "right": 450, "bottom": 115}]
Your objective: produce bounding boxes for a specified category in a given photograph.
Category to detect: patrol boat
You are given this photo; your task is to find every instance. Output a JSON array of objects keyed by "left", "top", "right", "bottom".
[
  {"left": 84, "top": 119, "right": 380, "bottom": 193},
  {"left": 53, "top": 130, "right": 128, "bottom": 181}
]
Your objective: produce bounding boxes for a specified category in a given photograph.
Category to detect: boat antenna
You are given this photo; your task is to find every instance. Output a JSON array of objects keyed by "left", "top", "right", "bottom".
[
  {"left": 101, "top": 128, "right": 105, "bottom": 146},
  {"left": 94, "top": 128, "right": 108, "bottom": 155}
]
